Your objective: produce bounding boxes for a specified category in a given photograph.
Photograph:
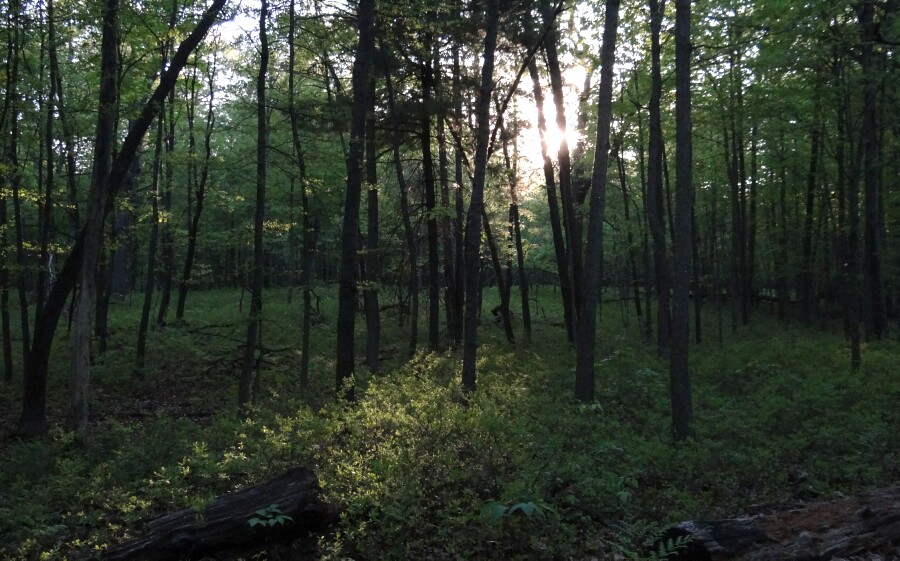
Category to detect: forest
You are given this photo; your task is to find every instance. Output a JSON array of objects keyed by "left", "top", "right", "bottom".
[{"left": 1, "top": 0, "right": 899, "bottom": 558}]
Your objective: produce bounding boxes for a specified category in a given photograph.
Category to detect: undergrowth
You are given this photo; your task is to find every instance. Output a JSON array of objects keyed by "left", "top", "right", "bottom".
[{"left": 1, "top": 289, "right": 898, "bottom": 559}]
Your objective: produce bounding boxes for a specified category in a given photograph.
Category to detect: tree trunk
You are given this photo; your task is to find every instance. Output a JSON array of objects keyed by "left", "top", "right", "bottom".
[
  {"left": 336, "top": 0, "right": 376, "bottom": 399},
  {"left": 69, "top": 0, "right": 120, "bottom": 442},
  {"left": 528, "top": 59, "right": 574, "bottom": 341},
  {"left": 670, "top": 0, "right": 694, "bottom": 441},
  {"left": 648, "top": 0, "right": 671, "bottom": 357},
  {"left": 239, "top": 0, "right": 269, "bottom": 414},
  {"left": 135, "top": 115, "right": 164, "bottom": 374},
  {"left": 666, "top": 486, "right": 900, "bottom": 560},
  {"left": 363, "top": 77, "right": 380, "bottom": 372},
  {"left": 384, "top": 56, "right": 419, "bottom": 360},
  {"left": 574, "top": 0, "right": 619, "bottom": 403},
  {"left": 176, "top": 54, "right": 216, "bottom": 321},
  {"left": 420, "top": 53, "right": 441, "bottom": 351},
  {"left": 481, "top": 208, "right": 514, "bottom": 344},
  {"left": 104, "top": 468, "right": 333, "bottom": 561},
  {"left": 461, "top": 0, "right": 499, "bottom": 393}
]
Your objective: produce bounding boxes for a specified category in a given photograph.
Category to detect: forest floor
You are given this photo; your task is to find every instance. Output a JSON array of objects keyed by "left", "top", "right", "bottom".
[{"left": 1, "top": 287, "right": 900, "bottom": 560}]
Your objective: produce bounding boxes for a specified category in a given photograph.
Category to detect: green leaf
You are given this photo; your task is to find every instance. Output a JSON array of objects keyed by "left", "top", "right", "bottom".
[
  {"left": 480, "top": 500, "right": 508, "bottom": 520},
  {"left": 248, "top": 518, "right": 261, "bottom": 527}
]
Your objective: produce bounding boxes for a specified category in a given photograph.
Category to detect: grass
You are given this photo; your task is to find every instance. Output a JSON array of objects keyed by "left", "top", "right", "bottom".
[{"left": 1, "top": 287, "right": 898, "bottom": 560}]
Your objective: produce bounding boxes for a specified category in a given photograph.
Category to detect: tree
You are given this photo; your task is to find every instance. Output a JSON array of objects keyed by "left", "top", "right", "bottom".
[
  {"left": 336, "top": 0, "right": 376, "bottom": 400},
  {"left": 575, "top": 0, "right": 620, "bottom": 402},
  {"left": 461, "top": 0, "right": 500, "bottom": 393}
]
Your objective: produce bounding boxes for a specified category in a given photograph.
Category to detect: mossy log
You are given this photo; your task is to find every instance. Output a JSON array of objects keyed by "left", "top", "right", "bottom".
[
  {"left": 104, "top": 468, "right": 333, "bottom": 561},
  {"left": 665, "top": 486, "right": 900, "bottom": 560}
]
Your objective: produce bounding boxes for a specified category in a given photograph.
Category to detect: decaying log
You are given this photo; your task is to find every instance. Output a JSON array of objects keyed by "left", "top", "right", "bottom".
[
  {"left": 104, "top": 467, "right": 334, "bottom": 561},
  {"left": 666, "top": 486, "right": 900, "bottom": 560}
]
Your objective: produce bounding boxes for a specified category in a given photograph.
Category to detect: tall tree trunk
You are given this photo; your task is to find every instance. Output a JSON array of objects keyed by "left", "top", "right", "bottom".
[
  {"left": 420, "top": 55, "right": 441, "bottom": 351},
  {"left": 670, "top": 0, "right": 694, "bottom": 441},
  {"left": 384, "top": 55, "right": 419, "bottom": 359},
  {"left": 799, "top": 111, "right": 820, "bottom": 325},
  {"left": 69, "top": 0, "right": 120, "bottom": 442},
  {"left": 239, "top": 0, "right": 269, "bottom": 414},
  {"left": 1, "top": 198, "right": 12, "bottom": 383},
  {"left": 648, "top": 0, "right": 671, "bottom": 357},
  {"left": 481, "top": 208, "right": 514, "bottom": 344},
  {"left": 156, "top": 70, "right": 178, "bottom": 327},
  {"left": 543, "top": 2, "right": 581, "bottom": 323},
  {"left": 461, "top": 0, "right": 499, "bottom": 393},
  {"left": 451, "top": 45, "right": 465, "bottom": 347},
  {"left": 136, "top": 115, "right": 164, "bottom": 373},
  {"left": 17, "top": 0, "right": 226, "bottom": 438},
  {"left": 176, "top": 55, "right": 216, "bottom": 321},
  {"left": 528, "top": 59, "right": 574, "bottom": 341},
  {"left": 857, "top": 0, "right": 887, "bottom": 340},
  {"left": 435, "top": 53, "right": 461, "bottom": 348},
  {"left": 615, "top": 147, "right": 642, "bottom": 327},
  {"left": 363, "top": 76, "right": 380, "bottom": 371},
  {"left": 574, "top": 0, "right": 619, "bottom": 403},
  {"left": 336, "top": 0, "right": 375, "bottom": 399}
]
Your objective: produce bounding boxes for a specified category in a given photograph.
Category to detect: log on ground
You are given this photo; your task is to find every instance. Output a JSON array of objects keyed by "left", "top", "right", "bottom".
[
  {"left": 104, "top": 467, "right": 334, "bottom": 561},
  {"left": 664, "top": 486, "right": 900, "bottom": 560}
]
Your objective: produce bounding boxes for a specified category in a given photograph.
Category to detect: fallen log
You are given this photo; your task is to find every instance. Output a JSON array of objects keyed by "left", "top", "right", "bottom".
[
  {"left": 664, "top": 486, "right": 900, "bottom": 560},
  {"left": 105, "top": 467, "right": 334, "bottom": 561}
]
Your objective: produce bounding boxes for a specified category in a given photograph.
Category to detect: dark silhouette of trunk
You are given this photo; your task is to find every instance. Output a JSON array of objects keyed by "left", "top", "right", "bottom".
[
  {"left": 288, "top": 0, "right": 312, "bottom": 389},
  {"left": 36, "top": 1, "right": 59, "bottom": 323},
  {"left": 136, "top": 115, "right": 164, "bottom": 374},
  {"left": 461, "top": 0, "right": 499, "bottom": 393},
  {"left": 336, "top": 0, "right": 375, "bottom": 399},
  {"left": 239, "top": 0, "right": 269, "bottom": 414},
  {"left": 543, "top": 1, "right": 581, "bottom": 323},
  {"left": 384, "top": 56, "right": 419, "bottom": 359},
  {"left": 503, "top": 131, "right": 531, "bottom": 344},
  {"left": 670, "top": 0, "right": 694, "bottom": 441},
  {"left": 528, "top": 59, "right": 573, "bottom": 341},
  {"left": 435, "top": 53, "right": 460, "bottom": 348},
  {"left": 799, "top": 111, "right": 820, "bottom": 325},
  {"left": 776, "top": 140, "right": 790, "bottom": 320},
  {"left": 857, "top": 0, "right": 887, "bottom": 340},
  {"left": 451, "top": 46, "right": 465, "bottom": 347},
  {"left": 481, "top": 208, "right": 514, "bottom": 343},
  {"left": 615, "top": 147, "right": 642, "bottom": 326},
  {"left": 363, "top": 76, "right": 380, "bottom": 371},
  {"left": 69, "top": 0, "right": 119, "bottom": 441},
  {"left": 176, "top": 55, "right": 216, "bottom": 320},
  {"left": 156, "top": 62, "right": 179, "bottom": 327},
  {"left": 631, "top": 84, "right": 653, "bottom": 340},
  {"left": 1, "top": 198, "right": 11, "bottom": 383},
  {"left": 647, "top": 0, "right": 671, "bottom": 357},
  {"left": 420, "top": 55, "right": 441, "bottom": 351},
  {"left": 575, "top": 0, "right": 619, "bottom": 403},
  {"left": 17, "top": 0, "right": 226, "bottom": 438}
]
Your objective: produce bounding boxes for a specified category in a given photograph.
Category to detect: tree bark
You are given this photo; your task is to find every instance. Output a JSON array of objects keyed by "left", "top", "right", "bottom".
[
  {"left": 461, "top": 0, "right": 499, "bottom": 393},
  {"left": 666, "top": 486, "right": 900, "bottom": 560},
  {"left": 239, "top": 0, "right": 269, "bottom": 414},
  {"left": 336, "top": 0, "right": 376, "bottom": 399},
  {"left": 647, "top": 0, "right": 671, "bottom": 357},
  {"left": 68, "top": 0, "right": 119, "bottom": 441},
  {"left": 670, "top": 0, "right": 694, "bottom": 441},
  {"left": 104, "top": 468, "right": 333, "bottom": 561},
  {"left": 574, "top": 0, "right": 619, "bottom": 403}
]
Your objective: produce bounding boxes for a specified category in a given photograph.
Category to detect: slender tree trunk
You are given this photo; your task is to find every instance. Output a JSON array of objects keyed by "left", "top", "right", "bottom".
[
  {"left": 384, "top": 58, "right": 419, "bottom": 359},
  {"left": 670, "top": 0, "right": 694, "bottom": 441},
  {"left": 336, "top": 0, "right": 375, "bottom": 399},
  {"left": 239, "top": 0, "right": 269, "bottom": 414},
  {"left": 615, "top": 147, "right": 642, "bottom": 326},
  {"left": 435, "top": 54, "right": 460, "bottom": 348},
  {"left": 176, "top": 56, "right": 216, "bottom": 320},
  {"left": 156, "top": 76, "right": 178, "bottom": 327},
  {"left": 69, "top": 0, "right": 120, "bottom": 442},
  {"left": 420, "top": 56, "right": 441, "bottom": 351},
  {"left": 1, "top": 197, "right": 12, "bottom": 383},
  {"left": 799, "top": 113, "right": 820, "bottom": 325},
  {"left": 136, "top": 115, "right": 164, "bottom": 373},
  {"left": 362, "top": 75, "right": 380, "bottom": 371},
  {"left": 528, "top": 59, "right": 574, "bottom": 341},
  {"left": 575, "top": 0, "right": 619, "bottom": 403},
  {"left": 452, "top": 46, "right": 466, "bottom": 348},
  {"left": 481, "top": 208, "right": 514, "bottom": 343},
  {"left": 461, "top": 0, "right": 499, "bottom": 393},
  {"left": 648, "top": 0, "right": 671, "bottom": 357},
  {"left": 857, "top": 0, "right": 887, "bottom": 340}
]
